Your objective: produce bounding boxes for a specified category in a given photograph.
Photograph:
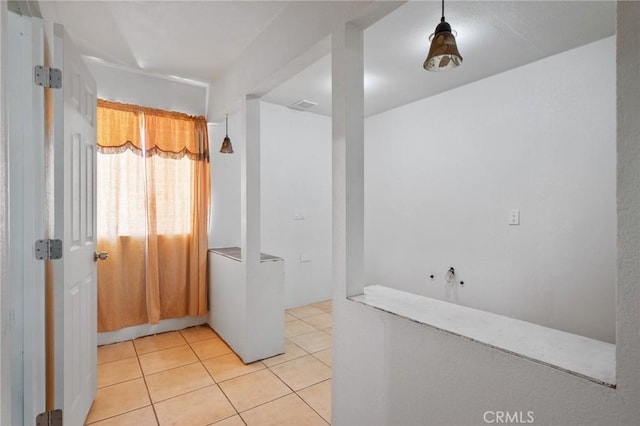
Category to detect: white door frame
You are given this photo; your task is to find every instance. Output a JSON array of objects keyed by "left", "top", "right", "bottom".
[
  {"left": 2, "top": 2, "right": 47, "bottom": 425},
  {"left": 0, "top": 3, "right": 10, "bottom": 423}
]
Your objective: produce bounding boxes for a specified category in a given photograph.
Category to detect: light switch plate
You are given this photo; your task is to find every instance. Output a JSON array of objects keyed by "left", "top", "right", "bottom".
[{"left": 509, "top": 209, "right": 520, "bottom": 225}]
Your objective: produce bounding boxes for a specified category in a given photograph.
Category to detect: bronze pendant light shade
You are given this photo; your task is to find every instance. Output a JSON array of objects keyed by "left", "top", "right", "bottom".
[
  {"left": 220, "top": 114, "right": 233, "bottom": 154},
  {"left": 424, "top": 0, "right": 462, "bottom": 71}
]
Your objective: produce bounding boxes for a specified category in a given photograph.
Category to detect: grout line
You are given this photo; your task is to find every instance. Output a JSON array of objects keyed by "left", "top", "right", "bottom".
[
  {"left": 132, "top": 330, "right": 188, "bottom": 351},
  {"left": 134, "top": 339, "right": 161, "bottom": 426},
  {"left": 150, "top": 382, "right": 215, "bottom": 405},
  {"left": 193, "top": 351, "right": 234, "bottom": 363},
  {"left": 212, "top": 363, "right": 268, "bottom": 385},
  {"left": 286, "top": 329, "right": 319, "bottom": 339},
  {"left": 96, "top": 357, "right": 143, "bottom": 389},
  {"left": 186, "top": 336, "right": 222, "bottom": 346},
  {"left": 264, "top": 364, "right": 297, "bottom": 394},
  {"left": 135, "top": 343, "right": 189, "bottom": 357},
  {"left": 310, "top": 351, "right": 332, "bottom": 368},
  {"left": 234, "top": 392, "right": 294, "bottom": 414},
  {"left": 213, "top": 413, "right": 246, "bottom": 426},
  {"left": 97, "top": 354, "right": 138, "bottom": 367},
  {"left": 94, "top": 375, "right": 143, "bottom": 390},
  {"left": 136, "top": 341, "right": 194, "bottom": 358},
  {"left": 263, "top": 352, "right": 307, "bottom": 368},
  {"left": 296, "top": 389, "right": 331, "bottom": 425},
  {"left": 235, "top": 392, "right": 329, "bottom": 425},
  {"left": 197, "top": 344, "right": 243, "bottom": 420},
  {"left": 143, "top": 359, "right": 203, "bottom": 379},
  {"left": 295, "top": 377, "right": 332, "bottom": 393},
  {"left": 85, "top": 404, "right": 154, "bottom": 425}
]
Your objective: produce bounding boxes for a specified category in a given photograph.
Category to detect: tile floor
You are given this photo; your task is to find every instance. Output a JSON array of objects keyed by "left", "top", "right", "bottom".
[{"left": 87, "top": 300, "right": 333, "bottom": 426}]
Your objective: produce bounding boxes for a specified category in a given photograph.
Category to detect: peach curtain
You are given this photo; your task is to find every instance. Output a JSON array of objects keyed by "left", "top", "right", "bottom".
[{"left": 96, "top": 100, "right": 210, "bottom": 331}]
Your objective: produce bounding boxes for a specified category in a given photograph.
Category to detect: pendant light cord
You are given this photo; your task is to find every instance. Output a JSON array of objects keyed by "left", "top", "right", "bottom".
[
  {"left": 441, "top": 0, "right": 445, "bottom": 22},
  {"left": 225, "top": 114, "right": 229, "bottom": 136}
]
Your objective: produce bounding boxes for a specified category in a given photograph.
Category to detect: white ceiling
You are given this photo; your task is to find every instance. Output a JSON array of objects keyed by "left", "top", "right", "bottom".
[
  {"left": 264, "top": 1, "right": 616, "bottom": 117},
  {"left": 39, "top": 1, "right": 616, "bottom": 118},
  {"left": 38, "top": 1, "right": 288, "bottom": 82}
]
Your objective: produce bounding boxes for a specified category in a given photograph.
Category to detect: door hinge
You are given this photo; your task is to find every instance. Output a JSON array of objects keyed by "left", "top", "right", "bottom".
[
  {"left": 35, "top": 239, "right": 63, "bottom": 260},
  {"left": 34, "top": 66, "right": 62, "bottom": 89},
  {"left": 36, "top": 409, "right": 62, "bottom": 426}
]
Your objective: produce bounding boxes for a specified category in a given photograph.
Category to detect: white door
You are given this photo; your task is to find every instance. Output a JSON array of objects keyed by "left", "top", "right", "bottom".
[{"left": 52, "top": 23, "right": 98, "bottom": 426}]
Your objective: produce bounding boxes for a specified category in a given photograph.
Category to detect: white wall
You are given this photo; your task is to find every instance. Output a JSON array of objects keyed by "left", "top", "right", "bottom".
[
  {"left": 333, "top": 298, "right": 623, "bottom": 426},
  {"left": 208, "top": 102, "right": 332, "bottom": 308},
  {"left": 261, "top": 102, "right": 332, "bottom": 307},
  {"left": 364, "top": 37, "right": 616, "bottom": 343},
  {"left": 209, "top": 111, "right": 242, "bottom": 248},
  {"left": 86, "top": 61, "right": 207, "bottom": 116}
]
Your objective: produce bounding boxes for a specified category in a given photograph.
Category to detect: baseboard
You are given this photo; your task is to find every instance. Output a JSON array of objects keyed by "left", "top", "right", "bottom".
[{"left": 97, "top": 315, "right": 208, "bottom": 346}]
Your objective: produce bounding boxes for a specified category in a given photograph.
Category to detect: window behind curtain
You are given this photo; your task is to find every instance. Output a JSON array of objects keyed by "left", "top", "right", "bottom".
[{"left": 95, "top": 100, "right": 210, "bottom": 331}]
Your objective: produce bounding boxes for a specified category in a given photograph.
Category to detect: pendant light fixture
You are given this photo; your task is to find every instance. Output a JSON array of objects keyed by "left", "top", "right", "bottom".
[
  {"left": 423, "top": 0, "right": 462, "bottom": 71},
  {"left": 220, "top": 114, "right": 233, "bottom": 154}
]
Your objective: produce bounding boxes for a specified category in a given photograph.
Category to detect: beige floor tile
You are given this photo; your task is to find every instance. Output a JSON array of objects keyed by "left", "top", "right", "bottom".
[
  {"left": 322, "top": 327, "right": 332, "bottom": 335},
  {"left": 270, "top": 355, "right": 331, "bottom": 391},
  {"left": 191, "top": 337, "right": 233, "bottom": 360},
  {"left": 97, "top": 357, "right": 142, "bottom": 388},
  {"left": 312, "top": 348, "right": 332, "bottom": 367},
  {"left": 154, "top": 385, "right": 236, "bottom": 426},
  {"left": 263, "top": 340, "right": 307, "bottom": 367},
  {"left": 302, "top": 313, "right": 332, "bottom": 330},
  {"left": 289, "top": 330, "right": 332, "bottom": 353},
  {"left": 210, "top": 414, "right": 246, "bottom": 426},
  {"left": 240, "top": 394, "right": 327, "bottom": 426},
  {"left": 285, "top": 320, "right": 316, "bottom": 338},
  {"left": 310, "top": 300, "right": 332, "bottom": 313},
  {"left": 138, "top": 345, "right": 198, "bottom": 375},
  {"left": 285, "top": 313, "right": 297, "bottom": 322},
  {"left": 98, "top": 341, "right": 136, "bottom": 365},
  {"left": 218, "top": 369, "right": 291, "bottom": 412},
  {"left": 286, "top": 306, "right": 325, "bottom": 320},
  {"left": 134, "top": 331, "right": 186, "bottom": 355},
  {"left": 180, "top": 325, "right": 218, "bottom": 343},
  {"left": 85, "top": 379, "right": 150, "bottom": 424},
  {"left": 146, "top": 362, "right": 214, "bottom": 403},
  {"left": 298, "top": 379, "right": 332, "bottom": 423},
  {"left": 202, "top": 352, "right": 265, "bottom": 382},
  {"left": 87, "top": 406, "right": 157, "bottom": 426}
]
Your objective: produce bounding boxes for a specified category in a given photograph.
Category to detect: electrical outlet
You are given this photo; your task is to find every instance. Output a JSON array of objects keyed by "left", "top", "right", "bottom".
[{"left": 293, "top": 208, "right": 305, "bottom": 220}]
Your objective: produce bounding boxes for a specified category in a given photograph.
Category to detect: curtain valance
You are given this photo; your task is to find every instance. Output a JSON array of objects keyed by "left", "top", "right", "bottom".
[{"left": 97, "top": 99, "right": 209, "bottom": 161}]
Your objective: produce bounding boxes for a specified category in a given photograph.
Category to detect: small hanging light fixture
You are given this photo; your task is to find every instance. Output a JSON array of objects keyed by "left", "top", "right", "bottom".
[
  {"left": 220, "top": 114, "right": 233, "bottom": 154},
  {"left": 423, "top": 0, "right": 463, "bottom": 71}
]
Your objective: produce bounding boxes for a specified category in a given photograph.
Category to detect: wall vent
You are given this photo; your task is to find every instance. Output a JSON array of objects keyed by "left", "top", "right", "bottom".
[{"left": 289, "top": 99, "right": 319, "bottom": 110}]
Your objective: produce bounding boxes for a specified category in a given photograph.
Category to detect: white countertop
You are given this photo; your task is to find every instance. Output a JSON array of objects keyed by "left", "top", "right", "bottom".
[
  {"left": 350, "top": 285, "right": 616, "bottom": 387},
  {"left": 209, "top": 247, "right": 283, "bottom": 263}
]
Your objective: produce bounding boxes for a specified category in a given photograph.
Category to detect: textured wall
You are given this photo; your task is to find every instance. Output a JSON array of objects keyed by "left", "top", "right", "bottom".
[
  {"left": 86, "top": 61, "right": 207, "bottom": 116},
  {"left": 365, "top": 38, "right": 616, "bottom": 342}
]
